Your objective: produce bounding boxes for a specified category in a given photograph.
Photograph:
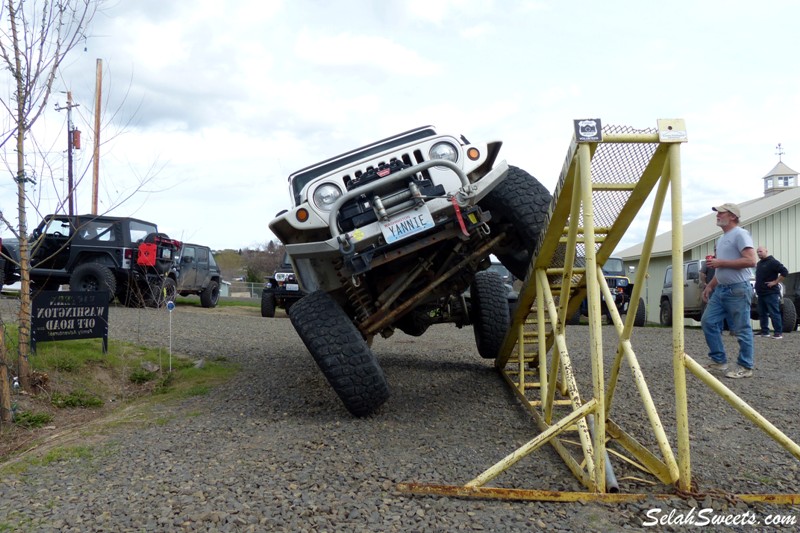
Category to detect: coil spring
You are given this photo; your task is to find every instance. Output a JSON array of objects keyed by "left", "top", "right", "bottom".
[{"left": 344, "top": 276, "right": 375, "bottom": 324}]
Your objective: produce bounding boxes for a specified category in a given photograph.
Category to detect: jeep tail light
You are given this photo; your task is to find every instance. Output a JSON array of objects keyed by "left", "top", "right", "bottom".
[{"left": 122, "top": 247, "right": 133, "bottom": 269}]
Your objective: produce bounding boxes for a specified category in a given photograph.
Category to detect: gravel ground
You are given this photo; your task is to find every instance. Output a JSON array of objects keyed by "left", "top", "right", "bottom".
[{"left": 1, "top": 297, "right": 800, "bottom": 532}]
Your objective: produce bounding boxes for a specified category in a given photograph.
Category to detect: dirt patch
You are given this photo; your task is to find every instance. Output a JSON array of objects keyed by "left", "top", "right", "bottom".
[{"left": 0, "top": 360, "right": 157, "bottom": 462}]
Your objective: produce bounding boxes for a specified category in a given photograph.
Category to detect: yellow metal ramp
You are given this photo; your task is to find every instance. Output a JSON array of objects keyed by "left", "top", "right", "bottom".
[{"left": 398, "top": 119, "right": 800, "bottom": 503}]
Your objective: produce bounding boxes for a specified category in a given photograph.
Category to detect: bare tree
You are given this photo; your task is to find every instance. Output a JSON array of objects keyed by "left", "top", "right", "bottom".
[{"left": 0, "top": 0, "right": 97, "bottom": 421}]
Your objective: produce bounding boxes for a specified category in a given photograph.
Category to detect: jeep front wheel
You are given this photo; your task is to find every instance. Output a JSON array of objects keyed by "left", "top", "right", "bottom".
[
  {"left": 470, "top": 270, "right": 511, "bottom": 359},
  {"left": 479, "top": 165, "right": 552, "bottom": 280},
  {"left": 69, "top": 263, "right": 116, "bottom": 302},
  {"left": 200, "top": 280, "right": 219, "bottom": 308},
  {"left": 261, "top": 291, "right": 276, "bottom": 318},
  {"left": 289, "top": 291, "right": 390, "bottom": 417}
]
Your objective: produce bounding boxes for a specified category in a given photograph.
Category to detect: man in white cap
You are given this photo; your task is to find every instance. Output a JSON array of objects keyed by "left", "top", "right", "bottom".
[{"left": 701, "top": 203, "right": 757, "bottom": 378}]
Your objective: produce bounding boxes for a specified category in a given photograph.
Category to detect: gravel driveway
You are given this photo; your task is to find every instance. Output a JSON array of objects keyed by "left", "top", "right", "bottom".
[{"left": 1, "top": 298, "right": 799, "bottom": 531}]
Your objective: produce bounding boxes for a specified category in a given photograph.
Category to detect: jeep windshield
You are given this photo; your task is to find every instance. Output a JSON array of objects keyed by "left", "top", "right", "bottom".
[
  {"left": 602, "top": 258, "right": 625, "bottom": 276},
  {"left": 288, "top": 126, "right": 436, "bottom": 205}
]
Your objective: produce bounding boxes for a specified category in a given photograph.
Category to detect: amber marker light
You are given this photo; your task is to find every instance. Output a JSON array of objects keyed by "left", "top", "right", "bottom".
[
  {"left": 467, "top": 147, "right": 480, "bottom": 160},
  {"left": 296, "top": 208, "right": 309, "bottom": 222}
]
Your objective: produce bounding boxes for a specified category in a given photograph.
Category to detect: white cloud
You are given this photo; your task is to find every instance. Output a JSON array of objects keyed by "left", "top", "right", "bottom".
[{"left": 3, "top": 0, "right": 800, "bottom": 255}]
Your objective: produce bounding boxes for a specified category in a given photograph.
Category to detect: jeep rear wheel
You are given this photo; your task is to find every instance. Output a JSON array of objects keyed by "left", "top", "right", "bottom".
[
  {"left": 470, "top": 270, "right": 511, "bottom": 359},
  {"left": 163, "top": 277, "right": 177, "bottom": 303},
  {"left": 289, "top": 291, "right": 390, "bottom": 417},
  {"left": 69, "top": 263, "right": 116, "bottom": 302},
  {"left": 479, "top": 166, "right": 552, "bottom": 280},
  {"left": 261, "top": 291, "right": 276, "bottom": 318},
  {"left": 200, "top": 280, "right": 219, "bottom": 308},
  {"left": 781, "top": 297, "right": 797, "bottom": 333},
  {"left": 633, "top": 297, "right": 646, "bottom": 327},
  {"left": 660, "top": 300, "right": 672, "bottom": 327}
]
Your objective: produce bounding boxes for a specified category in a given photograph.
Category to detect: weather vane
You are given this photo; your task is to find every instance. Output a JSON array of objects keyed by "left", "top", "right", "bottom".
[{"left": 776, "top": 143, "right": 785, "bottom": 162}]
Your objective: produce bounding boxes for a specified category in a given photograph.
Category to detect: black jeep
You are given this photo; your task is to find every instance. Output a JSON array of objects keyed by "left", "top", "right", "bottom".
[
  {"left": 165, "top": 243, "right": 222, "bottom": 308},
  {"left": 1, "top": 214, "right": 180, "bottom": 306},
  {"left": 261, "top": 253, "right": 305, "bottom": 317}
]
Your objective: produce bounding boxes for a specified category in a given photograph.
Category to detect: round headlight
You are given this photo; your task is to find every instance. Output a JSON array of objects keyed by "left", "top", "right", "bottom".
[
  {"left": 429, "top": 142, "right": 458, "bottom": 163},
  {"left": 312, "top": 183, "right": 342, "bottom": 211}
]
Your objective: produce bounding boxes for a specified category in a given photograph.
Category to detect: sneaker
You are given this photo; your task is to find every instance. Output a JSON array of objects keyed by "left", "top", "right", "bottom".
[
  {"left": 725, "top": 365, "right": 753, "bottom": 379},
  {"left": 705, "top": 362, "right": 729, "bottom": 372},
  {"left": 773, "top": 334, "right": 783, "bottom": 339},
  {"left": 759, "top": 332, "right": 771, "bottom": 338}
]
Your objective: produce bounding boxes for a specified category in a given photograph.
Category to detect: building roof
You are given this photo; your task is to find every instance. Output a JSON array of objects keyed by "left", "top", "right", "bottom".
[
  {"left": 763, "top": 161, "right": 799, "bottom": 178},
  {"left": 616, "top": 186, "right": 800, "bottom": 260}
]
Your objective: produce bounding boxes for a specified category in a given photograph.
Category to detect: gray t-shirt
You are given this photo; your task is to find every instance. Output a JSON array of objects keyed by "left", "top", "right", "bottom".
[{"left": 714, "top": 226, "right": 753, "bottom": 285}]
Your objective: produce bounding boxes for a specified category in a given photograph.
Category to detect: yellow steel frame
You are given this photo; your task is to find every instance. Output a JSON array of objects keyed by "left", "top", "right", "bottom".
[{"left": 397, "top": 119, "right": 800, "bottom": 503}]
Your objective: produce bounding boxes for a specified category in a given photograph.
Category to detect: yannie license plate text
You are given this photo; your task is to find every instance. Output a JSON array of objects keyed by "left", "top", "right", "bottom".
[{"left": 380, "top": 205, "right": 435, "bottom": 244}]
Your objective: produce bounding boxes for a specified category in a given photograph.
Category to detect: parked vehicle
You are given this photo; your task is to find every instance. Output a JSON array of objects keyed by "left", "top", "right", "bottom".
[
  {"left": 261, "top": 253, "right": 305, "bottom": 317},
  {"left": 660, "top": 259, "right": 707, "bottom": 326},
  {"left": 569, "top": 257, "right": 646, "bottom": 327},
  {"left": 659, "top": 259, "right": 796, "bottom": 332},
  {"left": 1, "top": 214, "right": 180, "bottom": 306},
  {"left": 269, "top": 125, "right": 551, "bottom": 416},
  {"left": 166, "top": 243, "right": 222, "bottom": 308}
]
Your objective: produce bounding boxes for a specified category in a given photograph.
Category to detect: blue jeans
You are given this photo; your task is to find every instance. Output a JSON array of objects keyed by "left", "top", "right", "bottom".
[
  {"left": 757, "top": 291, "right": 782, "bottom": 335},
  {"left": 701, "top": 281, "right": 754, "bottom": 369}
]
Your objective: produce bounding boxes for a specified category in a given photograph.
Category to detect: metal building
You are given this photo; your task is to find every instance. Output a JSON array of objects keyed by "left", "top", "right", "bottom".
[{"left": 616, "top": 160, "right": 800, "bottom": 325}]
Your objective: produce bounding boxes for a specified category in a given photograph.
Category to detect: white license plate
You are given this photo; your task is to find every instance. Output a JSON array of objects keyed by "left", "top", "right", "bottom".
[
  {"left": 286, "top": 284, "right": 299, "bottom": 291},
  {"left": 380, "top": 205, "right": 435, "bottom": 244}
]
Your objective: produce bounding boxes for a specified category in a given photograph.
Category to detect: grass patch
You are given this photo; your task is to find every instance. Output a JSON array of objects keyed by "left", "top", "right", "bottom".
[
  {"left": 51, "top": 389, "right": 104, "bottom": 408},
  {"left": 12, "top": 411, "right": 54, "bottom": 429},
  {"left": 1, "top": 324, "right": 239, "bottom": 466},
  {"left": 172, "top": 296, "right": 260, "bottom": 308}
]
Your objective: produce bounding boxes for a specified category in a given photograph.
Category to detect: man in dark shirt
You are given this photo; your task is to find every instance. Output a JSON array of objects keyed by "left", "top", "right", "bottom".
[{"left": 755, "top": 246, "right": 789, "bottom": 339}]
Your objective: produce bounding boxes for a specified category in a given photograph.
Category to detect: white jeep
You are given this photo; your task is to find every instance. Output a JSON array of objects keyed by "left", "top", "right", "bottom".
[{"left": 269, "top": 126, "right": 551, "bottom": 416}]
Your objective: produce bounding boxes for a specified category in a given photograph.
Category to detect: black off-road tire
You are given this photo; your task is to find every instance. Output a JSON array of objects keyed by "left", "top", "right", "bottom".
[
  {"left": 633, "top": 297, "right": 647, "bottom": 327},
  {"left": 163, "top": 277, "right": 177, "bottom": 303},
  {"left": 479, "top": 166, "right": 552, "bottom": 280},
  {"left": 69, "top": 263, "right": 116, "bottom": 302},
  {"left": 261, "top": 291, "right": 276, "bottom": 318},
  {"left": 780, "top": 297, "right": 797, "bottom": 333},
  {"left": 660, "top": 300, "right": 672, "bottom": 327},
  {"left": 470, "top": 270, "right": 511, "bottom": 359},
  {"left": 200, "top": 280, "right": 219, "bottom": 308},
  {"left": 289, "top": 291, "right": 390, "bottom": 417}
]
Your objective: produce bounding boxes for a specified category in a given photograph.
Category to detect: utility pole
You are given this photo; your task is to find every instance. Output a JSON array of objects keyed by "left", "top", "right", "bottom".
[
  {"left": 55, "top": 92, "right": 81, "bottom": 215},
  {"left": 92, "top": 59, "right": 103, "bottom": 215}
]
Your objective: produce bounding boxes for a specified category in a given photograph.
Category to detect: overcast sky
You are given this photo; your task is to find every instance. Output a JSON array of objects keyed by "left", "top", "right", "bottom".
[{"left": 3, "top": 0, "right": 799, "bottom": 252}]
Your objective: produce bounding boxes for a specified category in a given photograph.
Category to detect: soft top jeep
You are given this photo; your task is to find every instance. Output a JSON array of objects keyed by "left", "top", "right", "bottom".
[
  {"left": 1, "top": 214, "right": 180, "bottom": 306},
  {"left": 269, "top": 125, "right": 551, "bottom": 416},
  {"left": 261, "top": 252, "right": 305, "bottom": 317}
]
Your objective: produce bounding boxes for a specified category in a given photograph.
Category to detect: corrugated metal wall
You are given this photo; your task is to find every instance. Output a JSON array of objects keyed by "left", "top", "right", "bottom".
[{"left": 626, "top": 202, "right": 798, "bottom": 325}]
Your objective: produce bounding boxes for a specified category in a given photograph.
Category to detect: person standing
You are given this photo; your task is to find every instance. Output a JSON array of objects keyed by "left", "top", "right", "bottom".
[
  {"left": 701, "top": 203, "right": 757, "bottom": 379},
  {"left": 754, "top": 246, "right": 788, "bottom": 339}
]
